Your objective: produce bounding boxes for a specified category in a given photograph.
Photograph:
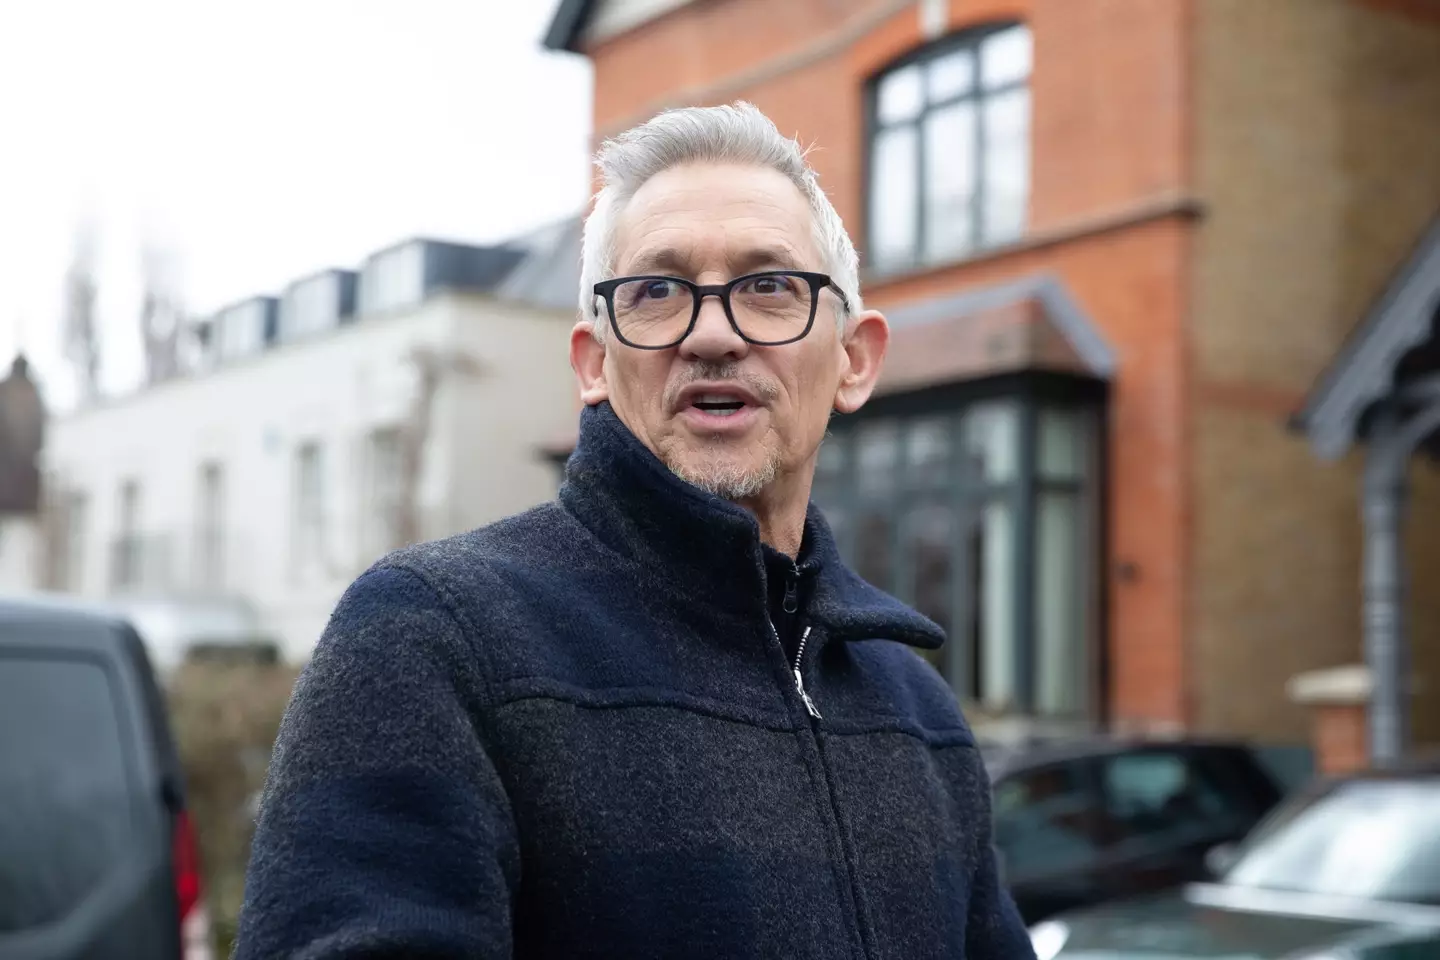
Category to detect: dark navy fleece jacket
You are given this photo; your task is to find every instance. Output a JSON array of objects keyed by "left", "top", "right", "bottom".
[{"left": 235, "top": 401, "right": 1035, "bottom": 960}]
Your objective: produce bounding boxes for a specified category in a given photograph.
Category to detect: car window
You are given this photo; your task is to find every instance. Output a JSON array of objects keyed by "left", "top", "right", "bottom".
[
  {"left": 0, "top": 653, "right": 138, "bottom": 932},
  {"left": 1227, "top": 779, "right": 1440, "bottom": 905},
  {"left": 993, "top": 762, "right": 1111, "bottom": 878},
  {"left": 1100, "top": 750, "right": 1250, "bottom": 850}
]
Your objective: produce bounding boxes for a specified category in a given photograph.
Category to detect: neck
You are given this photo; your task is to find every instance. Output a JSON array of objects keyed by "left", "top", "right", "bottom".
[{"left": 737, "top": 473, "right": 812, "bottom": 558}]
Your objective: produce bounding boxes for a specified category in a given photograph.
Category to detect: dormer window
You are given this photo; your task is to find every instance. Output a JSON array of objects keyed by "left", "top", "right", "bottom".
[
  {"left": 281, "top": 274, "right": 341, "bottom": 342},
  {"left": 359, "top": 244, "right": 424, "bottom": 315},
  {"left": 217, "top": 301, "right": 267, "bottom": 360}
]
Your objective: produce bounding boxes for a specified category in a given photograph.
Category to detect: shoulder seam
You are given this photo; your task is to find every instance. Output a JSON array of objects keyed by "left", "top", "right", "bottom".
[{"left": 373, "top": 561, "right": 500, "bottom": 706}]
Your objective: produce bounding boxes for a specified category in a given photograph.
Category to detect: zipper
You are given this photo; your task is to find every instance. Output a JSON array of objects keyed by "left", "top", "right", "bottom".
[{"left": 791, "top": 625, "right": 821, "bottom": 720}]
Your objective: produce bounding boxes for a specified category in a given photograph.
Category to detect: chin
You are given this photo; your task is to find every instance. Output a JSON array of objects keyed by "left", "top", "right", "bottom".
[{"left": 668, "top": 452, "right": 777, "bottom": 501}]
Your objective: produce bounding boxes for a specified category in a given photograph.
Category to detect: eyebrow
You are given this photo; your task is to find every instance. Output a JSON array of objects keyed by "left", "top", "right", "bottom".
[{"left": 622, "top": 245, "right": 807, "bottom": 278}]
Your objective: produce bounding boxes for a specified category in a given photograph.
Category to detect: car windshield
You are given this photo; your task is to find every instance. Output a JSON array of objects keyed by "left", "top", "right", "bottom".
[{"left": 1224, "top": 778, "right": 1440, "bottom": 904}]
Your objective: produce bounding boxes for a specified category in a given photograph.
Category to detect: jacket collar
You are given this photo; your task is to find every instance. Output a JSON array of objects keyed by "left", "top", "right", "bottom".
[{"left": 559, "top": 402, "right": 944, "bottom": 649}]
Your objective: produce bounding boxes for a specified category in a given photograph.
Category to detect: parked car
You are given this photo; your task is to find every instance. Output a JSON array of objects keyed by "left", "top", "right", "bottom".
[
  {"left": 983, "top": 737, "right": 1298, "bottom": 924},
  {"left": 0, "top": 594, "right": 212, "bottom": 959},
  {"left": 1029, "top": 757, "right": 1440, "bottom": 959}
]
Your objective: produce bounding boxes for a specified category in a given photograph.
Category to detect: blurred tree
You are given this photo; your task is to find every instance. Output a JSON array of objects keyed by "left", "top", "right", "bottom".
[
  {"left": 62, "top": 224, "right": 100, "bottom": 403},
  {"left": 167, "top": 656, "right": 300, "bottom": 957},
  {"left": 139, "top": 244, "right": 183, "bottom": 385},
  {"left": 393, "top": 346, "right": 484, "bottom": 548}
]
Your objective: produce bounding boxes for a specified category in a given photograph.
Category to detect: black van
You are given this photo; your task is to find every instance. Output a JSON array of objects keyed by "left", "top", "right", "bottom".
[{"left": 0, "top": 595, "right": 210, "bottom": 959}]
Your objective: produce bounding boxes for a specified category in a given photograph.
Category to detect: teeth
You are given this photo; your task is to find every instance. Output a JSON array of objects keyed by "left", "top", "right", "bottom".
[{"left": 695, "top": 393, "right": 743, "bottom": 405}]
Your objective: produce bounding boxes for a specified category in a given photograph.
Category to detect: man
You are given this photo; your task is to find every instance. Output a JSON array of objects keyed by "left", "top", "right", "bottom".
[{"left": 236, "top": 102, "right": 1035, "bottom": 959}]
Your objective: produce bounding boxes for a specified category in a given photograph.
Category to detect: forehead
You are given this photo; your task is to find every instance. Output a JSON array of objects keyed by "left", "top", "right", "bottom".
[{"left": 613, "top": 162, "right": 820, "bottom": 276}]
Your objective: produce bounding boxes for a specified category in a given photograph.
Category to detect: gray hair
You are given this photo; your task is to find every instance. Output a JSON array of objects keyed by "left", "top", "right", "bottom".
[{"left": 578, "top": 102, "right": 862, "bottom": 339}]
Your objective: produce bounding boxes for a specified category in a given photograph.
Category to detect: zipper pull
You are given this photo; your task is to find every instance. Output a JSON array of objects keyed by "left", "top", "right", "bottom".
[
  {"left": 782, "top": 569, "right": 799, "bottom": 614},
  {"left": 794, "top": 668, "right": 821, "bottom": 719},
  {"left": 792, "top": 625, "right": 820, "bottom": 719}
]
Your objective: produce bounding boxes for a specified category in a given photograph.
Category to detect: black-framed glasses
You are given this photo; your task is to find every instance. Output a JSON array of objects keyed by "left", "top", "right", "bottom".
[{"left": 592, "top": 270, "right": 850, "bottom": 350}]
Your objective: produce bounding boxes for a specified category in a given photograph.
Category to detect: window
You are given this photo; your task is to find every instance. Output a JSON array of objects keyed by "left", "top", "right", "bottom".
[
  {"left": 292, "top": 442, "right": 325, "bottom": 574},
  {"left": 0, "top": 655, "right": 136, "bottom": 931},
  {"left": 280, "top": 275, "right": 340, "bottom": 341},
  {"left": 1100, "top": 751, "right": 1255, "bottom": 852},
  {"left": 1226, "top": 780, "right": 1440, "bottom": 904},
  {"left": 993, "top": 762, "right": 1108, "bottom": 879},
  {"left": 58, "top": 490, "right": 87, "bottom": 592},
  {"left": 867, "top": 23, "right": 1032, "bottom": 272},
  {"left": 110, "top": 480, "right": 142, "bottom": 592},
  {"left": 195, "top": 462, "right": 225, "bottom": 592},
  {"left": 812, "top": 394, "right": 1098, "bottom": 717},
  {"left": 359, "top": 244, "right": 424, "bottom": 315},
  {"left": 363, "top": 426, "right": 407, "bottom": 558},
  {"left": 217, "top": 301, "right": 266, "bottom": 360}
]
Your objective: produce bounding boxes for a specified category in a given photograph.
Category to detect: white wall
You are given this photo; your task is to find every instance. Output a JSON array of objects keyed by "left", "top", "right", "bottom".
[
  {"left": 38, "top": 293, "right": 576, "bottom": 661},
  {"left": 0, "top": 517, "right": 40, "bottom": 591}
]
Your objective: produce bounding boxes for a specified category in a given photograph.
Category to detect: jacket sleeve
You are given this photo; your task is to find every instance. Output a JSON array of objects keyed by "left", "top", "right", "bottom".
[
  {"left": 234, "top": 566, "right": 520, "bottom": 959},
  {"left": 966, "top": 765, "right": 1037, "bottom": 959}
]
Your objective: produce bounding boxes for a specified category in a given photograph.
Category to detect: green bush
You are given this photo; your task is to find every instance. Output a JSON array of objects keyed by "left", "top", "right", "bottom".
[{"left": 166, "top": 657, "right": 301, "bottom": 957}]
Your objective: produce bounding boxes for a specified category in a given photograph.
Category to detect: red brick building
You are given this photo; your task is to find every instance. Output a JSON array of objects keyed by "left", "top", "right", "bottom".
[{"left": 543, "top": 0, "right": 1440, "bottom": 754}]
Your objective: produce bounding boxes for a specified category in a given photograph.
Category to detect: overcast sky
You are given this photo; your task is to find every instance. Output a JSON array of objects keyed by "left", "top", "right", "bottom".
[{"left": 0, "top": 0, "right": 592, "bottom": 407}]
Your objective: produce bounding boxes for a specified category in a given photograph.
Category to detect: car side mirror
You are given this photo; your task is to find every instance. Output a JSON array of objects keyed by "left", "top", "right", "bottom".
[{"left": 1204, "top": 842, "right": 1238, "bottom": 878}]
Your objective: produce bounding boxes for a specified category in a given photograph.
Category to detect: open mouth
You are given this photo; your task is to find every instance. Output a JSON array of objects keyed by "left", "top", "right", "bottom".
[{"left": 690, "top": 394, "right": 749, "bottom": 418}]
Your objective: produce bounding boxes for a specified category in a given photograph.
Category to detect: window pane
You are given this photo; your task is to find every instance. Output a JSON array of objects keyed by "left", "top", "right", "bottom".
[
  {"left": 926, "top": 47, "right": 974, "bottom": 102},
  {"left": 908, "top": 501, "right": 954, "bottom": 637},
  {"left": 964, "top": 402, "right": 1018, "bottom": 484},
  {"left": 923, "top": 100, "right": 978, "bottom": 262},
  {"left": 982, "top": 86, "right": 1030, "bottom": 246},
  {"left": 981, "top": 24, "right": 1032, "bottom": 89},
  {"left": 1039, "top": 407, "right": 1089, "bottom": 480},
  {"left": 856, "top": 420, "right": 899, "bottom": 497},
  {"left": 993, "top": 763, "right": 1109, "bottom": 879},
  {"left": 1101, "top": 752, "right": 1252, "bottom": 854},
  {"left": 876, "top": 64, "right": 924, "bottom": 123},
  {"left": 906, "top": 415, "right": 951, "bottom": 489},
  {"left": 854, "top": 508, "right": 893, "bottom": 593},
  {"left": 1036, "top": 492, "right": 1085, "bottom": 716},
  {"left": 869, "top": 127, "right": 919, "bottom": 270},
  {"left": 977, "top": 499, "right": 1016, "bottom": 709},
  {"left": 0, "top": 657, "right": 135, "bottom": 931}
]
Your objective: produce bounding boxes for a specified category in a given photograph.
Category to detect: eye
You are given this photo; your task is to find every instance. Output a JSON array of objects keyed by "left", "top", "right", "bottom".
[
  {"left": 639, "top": 279, "right": 678, "bottom": 300},
  {"left": 740, "top": 273, "right": 796, "bottom": 297}
]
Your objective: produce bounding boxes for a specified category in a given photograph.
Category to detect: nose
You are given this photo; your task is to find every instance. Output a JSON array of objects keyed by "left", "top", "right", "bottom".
[{"left": 679, "top": 293, "right": 749, "bottom": 362}]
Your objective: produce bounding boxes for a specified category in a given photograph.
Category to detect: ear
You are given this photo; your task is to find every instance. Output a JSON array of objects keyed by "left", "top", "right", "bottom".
[
  {"left": 833, "top": 310, "right": 889, "bottom": 415},
  {"left": 570, "top": 321, "right": 610, "bottom": 406}
]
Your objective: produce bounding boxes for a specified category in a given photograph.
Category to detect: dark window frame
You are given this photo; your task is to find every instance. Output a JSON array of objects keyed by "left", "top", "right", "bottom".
[
  {"left": 814, "top": 372, "right": 1107, "bottom": 721},
  {"left": 862, "top": 21, "right": 1032, "bottom": 274}
]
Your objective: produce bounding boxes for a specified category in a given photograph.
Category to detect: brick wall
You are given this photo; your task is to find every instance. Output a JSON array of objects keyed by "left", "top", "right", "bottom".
[{"left": 1189, "top": 0, "right": 1440, "bottom": 742}]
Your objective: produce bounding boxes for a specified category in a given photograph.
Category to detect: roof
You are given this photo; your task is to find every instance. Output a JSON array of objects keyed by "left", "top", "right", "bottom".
[
  {"left": 494, "top": 215, "right": 584, "bottom": 312},
  {"left": 875, "top": 273, "right": 1116, "bottom": 397},
  {"left": 543, "top": 0, "right": 597, "bottom": 53},
  {"left": 1293, "top": 211, "right": 1440, "bottom": 460}
]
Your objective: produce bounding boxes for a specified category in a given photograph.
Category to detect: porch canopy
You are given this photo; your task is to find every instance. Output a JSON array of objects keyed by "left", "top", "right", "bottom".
[{"left": 1293, "top": 212, "right": 1440, "bottom": 766}]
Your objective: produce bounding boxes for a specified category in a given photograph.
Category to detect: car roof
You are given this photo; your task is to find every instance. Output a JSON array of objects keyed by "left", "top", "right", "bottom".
[
  {"left": 0, "top": 591, "right": 139, "bottom": 653},
  {"left": 981, "top": 733, "right": 1255, "bottom": 779},
  {"left": 1325, "top": 750, "right": 1440, "bottom": 781},
  {"left": 0, "top": 590, "right": 134, "bottom": 622}
]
